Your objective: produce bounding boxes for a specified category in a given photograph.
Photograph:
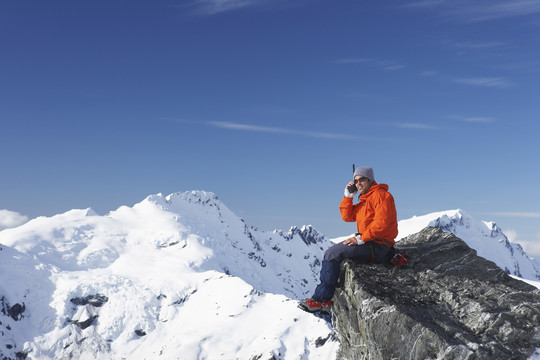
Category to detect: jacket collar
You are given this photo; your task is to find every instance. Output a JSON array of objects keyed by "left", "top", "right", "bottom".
[{"left": 359, "top": 182, "right": 389, "bottom": 199}]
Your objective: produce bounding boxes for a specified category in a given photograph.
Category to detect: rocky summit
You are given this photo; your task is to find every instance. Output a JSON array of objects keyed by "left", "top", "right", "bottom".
[{"left": 332, "top": 227, "right": 540, "bottom": 360}]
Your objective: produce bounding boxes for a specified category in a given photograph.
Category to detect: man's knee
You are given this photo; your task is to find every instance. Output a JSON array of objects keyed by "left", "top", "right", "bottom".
[
  {"left": 323, "top": 243, "right": 348, "bottom": 262},
  {"left": 323, "top": 245, "right": 336, "bottom": 262}
]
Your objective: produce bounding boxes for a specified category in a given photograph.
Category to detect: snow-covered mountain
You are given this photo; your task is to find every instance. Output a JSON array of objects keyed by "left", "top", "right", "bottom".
[
  {"left": 0, "top": 191, "right": 338, "bottom": 360},
  {"left": 1, "top": 194, "right": 539, "bottom": 360},
  {"left": 397, "top": 209, "right": 540, "bottom": 281}
]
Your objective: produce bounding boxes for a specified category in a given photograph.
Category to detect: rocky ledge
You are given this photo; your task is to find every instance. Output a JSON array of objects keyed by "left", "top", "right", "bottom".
[{"left": 332, "top": 227, "right": 540, "bottom": 360}]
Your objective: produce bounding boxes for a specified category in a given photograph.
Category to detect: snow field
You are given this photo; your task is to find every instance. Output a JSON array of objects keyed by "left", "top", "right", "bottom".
[
  {"left": 0, "top": 191, "right": 338, "bottom": 359},
  {"left": 2, "top": 193, "right": 538, "bottom": 359}
]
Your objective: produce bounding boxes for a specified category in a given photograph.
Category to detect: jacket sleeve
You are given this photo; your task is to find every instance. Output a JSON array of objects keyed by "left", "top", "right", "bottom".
[
  {"left": 361, "top": 192, "right": 397, "bottom": 242},
  {"left": 339, "top": 196, "right": 357, "bottom": 222}
]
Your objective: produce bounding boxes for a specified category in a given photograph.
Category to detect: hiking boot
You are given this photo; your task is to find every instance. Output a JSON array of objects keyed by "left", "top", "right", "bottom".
[{"left": 298, "top": 299, "right": 332, "bottom": 314}]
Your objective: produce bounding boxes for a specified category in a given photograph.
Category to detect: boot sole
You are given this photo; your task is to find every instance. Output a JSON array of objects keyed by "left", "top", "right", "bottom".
[{"left": 298, "top": 303, "right": 331, "bottom": 314}]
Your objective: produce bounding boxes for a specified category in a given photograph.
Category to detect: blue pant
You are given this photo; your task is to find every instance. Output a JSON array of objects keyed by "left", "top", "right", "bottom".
[{"left": 312, "top": 242, "right": 392, "bottom": 302}]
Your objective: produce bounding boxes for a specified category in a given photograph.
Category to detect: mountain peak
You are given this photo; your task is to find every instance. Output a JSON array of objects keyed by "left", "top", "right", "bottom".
[
  {"left": 398, "top": 209, "right": 540, "bottom": 280},
  {"left": 2, "top": 193, "right": 539, "bottom": 359},
  {"left": 334, "top": 227, "right": 540, "bottom": 360},
  {"left": 0, "top": 191, "right": 338, "bottom": 359}
]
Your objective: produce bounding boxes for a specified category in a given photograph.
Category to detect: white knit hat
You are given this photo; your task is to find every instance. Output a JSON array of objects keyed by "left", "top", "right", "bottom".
[{"left": 354, "top": 166, "right": 375, "bottom": 182}]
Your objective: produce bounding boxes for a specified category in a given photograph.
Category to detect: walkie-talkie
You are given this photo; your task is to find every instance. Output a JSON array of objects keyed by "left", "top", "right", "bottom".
[{"left": 347, "top": 164, "right": 357, "bottom": 193}]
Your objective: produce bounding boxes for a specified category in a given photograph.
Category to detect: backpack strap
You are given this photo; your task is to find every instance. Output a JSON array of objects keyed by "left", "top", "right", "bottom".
[
  {"left": 367, "top": 242, "right": 376, "bottom": 263},
  {"left": 373, "top": 238, "right": 395, "bottom": 247}
]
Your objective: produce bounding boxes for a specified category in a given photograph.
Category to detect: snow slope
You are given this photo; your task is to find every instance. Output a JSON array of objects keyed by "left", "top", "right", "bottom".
[
  {"left": 397, "top": 209, "right": 540, "bottom": 281},
  {"left": 0, "top": 191, "right": 338, "bottom": 360},
  {"left": 2, "top": 195, "right": 539, "bottom": 360}
]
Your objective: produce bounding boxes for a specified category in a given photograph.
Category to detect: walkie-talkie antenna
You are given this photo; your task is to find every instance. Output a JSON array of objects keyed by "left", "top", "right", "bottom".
[{"left": 352, "top": 164, "right": 355, "bottom": 175}]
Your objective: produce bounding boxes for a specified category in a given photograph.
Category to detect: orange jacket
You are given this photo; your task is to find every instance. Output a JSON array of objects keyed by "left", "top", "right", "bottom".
[{"left": 339, "top": 182, "right": 398, "bottom": 247}]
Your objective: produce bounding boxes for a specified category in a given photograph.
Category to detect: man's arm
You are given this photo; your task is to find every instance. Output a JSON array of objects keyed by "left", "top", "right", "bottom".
[{"left": 339, "top": 196, "right": 357, "bottom": 222}]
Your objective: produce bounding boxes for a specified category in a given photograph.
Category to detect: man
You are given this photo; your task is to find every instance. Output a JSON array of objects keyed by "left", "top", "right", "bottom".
[{"left": 299, "top": 166, "right": 398, "bottom": 314}]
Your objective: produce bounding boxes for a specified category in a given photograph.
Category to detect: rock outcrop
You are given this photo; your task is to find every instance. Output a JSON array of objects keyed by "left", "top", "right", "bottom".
[{"left": 332, "top": 227, "right": 540, "bottom": 360}]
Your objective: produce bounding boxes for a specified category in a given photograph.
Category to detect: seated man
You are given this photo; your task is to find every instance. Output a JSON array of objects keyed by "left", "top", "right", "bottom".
[{"left": 299, "top": 166, "right": 398, "bottom": 313}]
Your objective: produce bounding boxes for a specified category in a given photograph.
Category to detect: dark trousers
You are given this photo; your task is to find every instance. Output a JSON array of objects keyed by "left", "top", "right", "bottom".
[{"left": 312, "top": 241, "right": 392, "bottom": 302}]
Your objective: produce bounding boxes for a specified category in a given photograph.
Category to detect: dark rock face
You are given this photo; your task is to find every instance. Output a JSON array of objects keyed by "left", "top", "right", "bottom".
[
  {"left": 332, "top": 227, "right": 540, "bottom": 360},
  {"left": 67, "top": 294, "right": 108, "bottom": 330},
  {"left": 288, "top": 225, "right": 327, "bottom": 246},
  {"left": 1, "top": 297, "right": 25, "bottom": 322},
  {"left": 70, "top": 294, "right": 108, "bottom": 308}
]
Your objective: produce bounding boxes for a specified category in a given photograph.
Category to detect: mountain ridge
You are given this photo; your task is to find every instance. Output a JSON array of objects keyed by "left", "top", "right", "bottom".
[
  {"left": 1, "top": 192, "right": 539, "bottom": 359},
  {"left": 397, "top": 208, "right": 540, "bottom": 281},
  {"left": 0, "top": 191, "right": 337, "bottom": 359}
]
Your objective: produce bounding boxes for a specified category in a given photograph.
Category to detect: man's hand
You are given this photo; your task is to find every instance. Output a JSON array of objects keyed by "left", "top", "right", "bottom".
[
  {"left": 343, "top": 236, "right": 359, "bottom": 246},
  {"left": 344, "top": 181, "right": 357, "bottom": 198}
]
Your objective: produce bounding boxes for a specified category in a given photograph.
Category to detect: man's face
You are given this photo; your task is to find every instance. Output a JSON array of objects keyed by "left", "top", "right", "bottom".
[{"left": 354, "top": 176, "right": 372, "bottom": 194}]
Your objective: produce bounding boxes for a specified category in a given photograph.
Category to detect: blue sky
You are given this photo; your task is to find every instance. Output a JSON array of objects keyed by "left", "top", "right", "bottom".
[{"left": 1, "top": 0, "right": 540, "bottom": 255}]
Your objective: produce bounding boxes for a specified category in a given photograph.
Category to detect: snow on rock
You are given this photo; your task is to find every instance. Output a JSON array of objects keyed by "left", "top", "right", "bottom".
[
  {"left": 0, "top": 191, "right": 338, "bottom": 360},
  {"left": 397, "top": 209, "right": 540, "bottom": 281},
  {"left": 3, "top": 193, "right": 538, "bottom": 359}
]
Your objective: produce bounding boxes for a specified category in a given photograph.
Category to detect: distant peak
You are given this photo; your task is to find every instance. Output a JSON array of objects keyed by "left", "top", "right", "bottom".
[
  {"left": 165, "top": 190, "right": 219, "bottom": 204},
  {"left": 138, "top": 191, "right": 222, "bottom": 210},
  {"left": 282, "top": 225, "right": 327, "bottom": 246}
]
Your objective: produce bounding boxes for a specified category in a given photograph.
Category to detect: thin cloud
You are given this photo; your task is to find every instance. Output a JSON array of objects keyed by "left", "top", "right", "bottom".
[
  {"left": 333, "top": 58, "right": 405, "bottom": 71},
  {"left": 449, "top": 115, "right": 495, "bottom": 123},
  {"left": 458, "top": 0, "right": 540, "bottom": 22},
  {"left": 488, "top": 212, "right": 540, "bottom": 219},
  {"left": 501, "top": 228, "right": 540, "bottom": 258},
  {"left": 210, "top": 121, "right": 293, "bottom": 134},
  {"left": 505, "top": 230, "right": 531, "bottom": 257},
  {"left": 210, "top": 121, "right": 360, "bottom": 140},
  {"left": 454, "top": 41, "right": 506, "bottom": 49},
  {"left": 453, "top": 77, "right": 513, "bottom": 88},
  {"left": 189, "top": 0, "right": 308, "bottom": 15},
  {"left": 397, "top": 123, "right": 439, "bottom": 130},
  {"left": 168, "top": 117, "right": 397, "bottom": 141},
  {"left": 0, "top": 209, "right": 29, "bottom": 230},
  {"left": 191, "top": 0, "right": 266, "bottom": 15},
  {"left": 168, "top": 118, "right": 363, "bottom": 140},
  {"left": 406, "top": 0, "right": 446, "bottom": 8},
  {"left": 406, "top": 0, "right": 540, "bottom": 22},
  {"left": 333, "top": 58, "right": 372, "bottom": 64},
  {"left": 517, "top": 238, "right": 540, "bottom": 258},
  {"left": 380, "top": 63, "right": 405, "bottom": 71},
  {"left": 345, "top": 92, "right": 388, "bottom": 103}
]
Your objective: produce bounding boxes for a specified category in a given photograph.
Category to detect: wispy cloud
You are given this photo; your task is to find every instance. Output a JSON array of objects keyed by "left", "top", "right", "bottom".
[
  {"left": 345, "top": 92, "right": 389, "bottom": 103},
  {"left": 454, "top": 41, "right": 506, "bottom": 50},
  {"left": 500, "top": 228, "right": 540, "bottom": 257},
  {"left": 406, "top": 0, "right": 540, "bottom": 22},
  {"left": 0, "top": 209, "right": 29, "bottom": 230},
  {"left": 406, "top": 0, "right": 446, "bottom": 8},
  {"left": 453, "top": 77, "right": 513, "bottom": 88},
  {"left": 333, "top": 58, "right": 372, "bottom": 65},
  {"left": 169, "top": 117, "right": 436, "bottom": 139},
  {"left": 487, "top": 212, "right": 540, "bottom": 219},
  {"left": 397, "top": 123, "right": 439, "bottom": 130},
  {"left": 517, "top": 238, "right": 540, "bottom": 258},
  {"left": 459, "top": 0, "right": 540, "bottom": 22},
  {"left": 210, "top": 121, "right": 293, "bottom": 134},
  {"left": 333, "top": 58, "right": 405, "bottom": 72},
  {"left": 191, "top": 0, "right": 265, "bottom": 15},
  {"left": 381, "top": 63, "right": 405, "bottom": 71},
  {"left": 449, "top": 115, "right": 495, "bottom": 123},
  {"left": 209, "top": 121, "right": 361, "bottom": 139},
  {"left": 167, "top": 118, "right": 364, "bottom": 140},
  {"left": 189, "top": 0, "right": 307, "bottom": 15}
]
